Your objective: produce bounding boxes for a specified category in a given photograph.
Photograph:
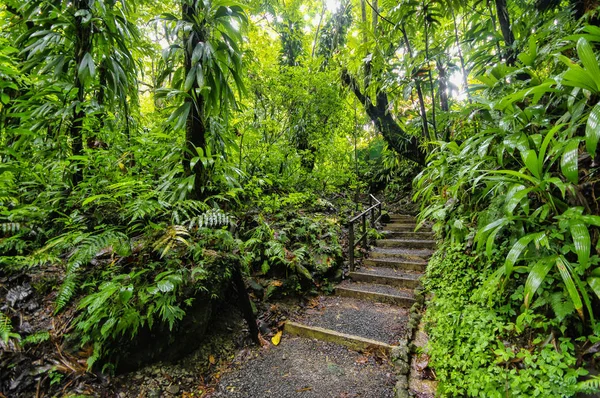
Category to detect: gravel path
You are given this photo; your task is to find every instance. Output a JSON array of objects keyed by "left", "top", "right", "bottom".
[
  {"left": 297, "top": 296, "right": 408, "bottom": 344},
  {"left": 214, "top": 337, "right": 396, "bottom": 397}
]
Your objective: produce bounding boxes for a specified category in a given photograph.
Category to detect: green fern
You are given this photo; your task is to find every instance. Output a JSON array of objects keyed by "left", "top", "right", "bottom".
[
  {"left": 21, "top": 330, "right": 50, "bottom": 346},
  {"left": 187, "top": 208, "right": 232, "bottom": 229},
  {"left": 0, "top": 311, "right": 20, "bottom": 343},
  {"left": 55, "top": 230, "right": 130, "bottom": 313},
  {"left": 576, "top": 375, "right": 600, "bottom": 393}
]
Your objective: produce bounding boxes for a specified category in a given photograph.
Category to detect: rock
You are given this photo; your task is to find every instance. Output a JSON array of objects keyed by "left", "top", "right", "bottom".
[
  {"left": 391, "top": 341, "right": 409, "bottom": 361},
  {"left": 6, "top": 284, "right": 32, "bottom": 307},
  {"left": 247, "top": 278, "right": 264, "bottom": 299},
  {"left": 167, "top": 384, "right": 180, "bottom": 395},
  {"left": 395, "top": 375, "right": 408, "bottom": 389},
  {"left": 148, "top": 389, "right": 162, "bottom": 398},
  {"left": 395, "top": 388, "right": 410, "bottom": 398},
  {"left": 393, "top": 359, "right": 410, "bottom": 375}
]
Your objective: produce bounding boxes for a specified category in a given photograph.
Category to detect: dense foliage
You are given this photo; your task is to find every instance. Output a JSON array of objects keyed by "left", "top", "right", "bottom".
[{"left": 2, "top": 0, "right": 600, "bottom": 395}]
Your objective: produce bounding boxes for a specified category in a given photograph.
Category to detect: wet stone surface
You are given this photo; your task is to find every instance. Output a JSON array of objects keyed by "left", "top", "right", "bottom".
[
  {"left": 297, "top": 296, "right": 408, "bottom": 344},
  {"left": 337, "top": 280, "right": 415, "bottom": 298},
  {"left": 215, "top": 337, "right": 396, "bottom": 398}
]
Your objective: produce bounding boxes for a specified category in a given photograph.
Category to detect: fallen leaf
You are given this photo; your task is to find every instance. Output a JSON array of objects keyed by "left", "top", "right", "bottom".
[
  {"left": 355, "top": 356, "right": 368, "bottom": 364},
  {"left": 209, "top": 355, "right": 216, "bottom": 365},
  {"left": 271, "top": 330, "right": 283, "bottom": 346}
]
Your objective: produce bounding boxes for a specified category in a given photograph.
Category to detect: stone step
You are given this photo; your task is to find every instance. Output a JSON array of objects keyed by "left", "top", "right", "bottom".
[
  {"left": 388, "top": 215, "right": 416, "bottom": 223},
  {"left": 349, "top": 267, "right": 421, "bottom": 289},
  {"left": 292, "top": 296, "right": 408, "bottom": 346},
  {"left": 370, "top": 247, "right": 434, "bottom": 262},
  {"left": 375, "top": 239, "right": 436, "bottom": 250},
  {"left": 383, "top": 231, "right": 434, "bottom": 240},
  {"left": 284, "top": 321, "right": 393, "bottom": 354},
  {"left": 383, "top": 223, "right": 429, "bottom": 232},
  {"left": 364, "top": 258, "right": 427, "bottom": 272},
  {"left": 335, "top": 280, "right": 415, "bottom": 307}
]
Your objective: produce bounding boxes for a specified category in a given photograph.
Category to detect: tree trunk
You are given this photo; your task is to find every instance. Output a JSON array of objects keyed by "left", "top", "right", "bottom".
[
  {"left": 360, "top": 0, "right": 367, "bottom": 44},
  {"left": 311, "top": 0, "right": 326, "bottom": 58},
  {"left": 70, "top": 0, "right": 93, "bottom": 186},
  {"left": 423, "top": 13, "right": 436, "bottom": 138},
  {"left": 486, "top": 0, "right": 504, "bottom": 63},
  {"left": 400, "top": 26, "right": 430, "bottom": 142},
  {"left": 182, "top": 1, "right": 208, "bottom": 200},
  {"left": 494, "top": 0, "right": 516, "bottom": 65},
  {"left": 342, "top": 71, "right": 426, "bottom": 165},
  {"left": 451, "top": 6, "right": 471, "bottom": 103},
  {"left": 371, "top": 0, "right": 378, "bottom": 33}
]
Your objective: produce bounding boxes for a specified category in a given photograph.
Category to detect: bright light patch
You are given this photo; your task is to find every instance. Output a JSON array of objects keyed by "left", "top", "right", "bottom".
[
  {"left": 326, "top": 0, "right": 340, "bottom": 12},
  {"left": 449, "top": 70, "right": 467, "bottom": 101}
]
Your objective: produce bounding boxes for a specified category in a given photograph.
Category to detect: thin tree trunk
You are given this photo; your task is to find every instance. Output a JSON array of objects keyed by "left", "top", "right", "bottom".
[
  {"left": 311, "top": 0, "right": 326, "bottom": 57},
  {"left": 451, "top": 6, "right": 471, "bottom": 103},
  {"left": 70, "top": 0, "right": 93, "bottom": 186},
  {"left": 361, "top": 0, "right": 367, "bottom": 44},
  {"left": 232, "top": 265, "right": 260, "bottom": 345},
  {"left": 486, "top": 0, "right": 504, "bottom": 63},
  {"left": 424, "top": 14, "right": 437, "bottom": 138},
  {"left": 436, "top": 59, "right": 450, "bottom": 141},
  {"left": 494, "top": 0, "right": 516, "bottom": 65},
  {"left": 371, "top": 0, "right": 378, "bottom": 33},
  {"left": 401, "top": 26, "right": 430, "bottom": 142},
  {"left": 183, "top": 1, "right": 208, "bottom": 200}
]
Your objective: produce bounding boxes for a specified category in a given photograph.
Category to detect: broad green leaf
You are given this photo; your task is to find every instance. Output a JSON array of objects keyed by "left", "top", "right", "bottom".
[
  {"left": 184, "top": 66, "right": 196, "bottom": 91},
  {"left": 569, "top": 220, "right": 590, "bottom": 269},
  {"left": 504, "top": 232, "right": 544, "bottom": 279},
  {"left": 586, "top": 102, "right": 600, "bottom": 156},
  {"left": 577, "top": 37, "right": 600, "bottom": 91},
  {"left": 522, "top": 149, "right": 540, "bottom": 178},
  {"left": 524, "top": 256, "right": 555, "bottom": 308},
  {"left": 557, "top": 257, "right": 584, "bottom": 319},
  {"left": 589, "top": 276, "right": 600, "bottom": 300},
  {"left": 475, "top": 218, "right": 509, "bottom": 250},
  {"left": 561, "top": 139, "right": 579, "bottom": 184}
]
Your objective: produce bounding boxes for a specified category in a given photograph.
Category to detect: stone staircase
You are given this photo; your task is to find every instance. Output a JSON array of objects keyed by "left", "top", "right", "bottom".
[
  {"left": 215, "top": 214, "right": 437, "bottom": 397},
  {"left": 284, "top": 213, "right": 434, "bottom": 357}
]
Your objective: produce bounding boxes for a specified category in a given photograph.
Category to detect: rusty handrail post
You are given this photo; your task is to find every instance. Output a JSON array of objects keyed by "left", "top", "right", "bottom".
[
  {"left": 349, "top": 222, "right": 355, "bottom": 271},
  {"left": 362, "top": 213, "right": 368, "bottom": 247}
]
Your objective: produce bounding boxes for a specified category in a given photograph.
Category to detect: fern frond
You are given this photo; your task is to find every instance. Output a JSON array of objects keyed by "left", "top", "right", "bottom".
[
  {"left": 21, "top": 331, "right": 50, "bottom": 346},
  {"left": 187, "top": 208, "right": 232, "bottom": 229},
  {"left": 55, "top": 230, "right": 130, "bottom": 313},
  {"left": 576, "top": 375, "right": 600, "bottom": 393},
  {"left": 152, "top": 225, "right": 190, "bottom": 258},
  {"left": 0, "top": 312, "right": 20, "bottom": 343}
]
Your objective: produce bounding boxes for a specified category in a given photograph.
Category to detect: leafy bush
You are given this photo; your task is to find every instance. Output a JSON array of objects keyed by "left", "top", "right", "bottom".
[{"left": 424, "top": 242, "right": 589, "bottom": 397}]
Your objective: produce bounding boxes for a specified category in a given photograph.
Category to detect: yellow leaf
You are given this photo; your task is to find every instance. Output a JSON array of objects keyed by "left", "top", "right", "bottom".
[
  {"left": 209, "top": 355, "right": 216, "bottom": 364},
  {"left": 271, "top": 330, "right": 283, "bottom": 346}
]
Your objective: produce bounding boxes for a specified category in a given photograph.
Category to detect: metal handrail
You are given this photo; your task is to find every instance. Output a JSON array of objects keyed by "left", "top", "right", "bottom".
[{"left": 348, "top": 194, "right": 382, "bottom": 271}]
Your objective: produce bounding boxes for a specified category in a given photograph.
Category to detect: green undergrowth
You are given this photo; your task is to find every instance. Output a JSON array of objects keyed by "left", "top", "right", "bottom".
[{"left": 424, "top": 242, "right": 598, "bottom": 397}]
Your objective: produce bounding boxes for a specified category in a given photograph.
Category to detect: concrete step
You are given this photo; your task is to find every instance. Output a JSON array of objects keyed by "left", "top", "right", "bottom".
[
  {"left": 292, "top": 296, "right": 408, "bottom": 346},
  {"left": 383, "top": 223, "right": 426, "bottom": 232},
  {"left": 349, "top": 267, "right": 421, "bottom": 289},
  {"left": 335, "top": 280, "right": 415, "bottom": 307},
  {"left": 383, "top": 231, "right": 434, "bottom": 240},
  {"left": 284, "top": 321, "right": 393, "bottom": 354},
  {"left": 370, "top": 247, "right": 434, "bottom": 262},
  {"left": 364, "top": 258, "right": 427, "bottom": 272},
  {"left": 388, "top": 215, "right": 416, "bottom": 223},
  {"left": 375, "top": 239, "right": 436, "bottom": 250}
]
